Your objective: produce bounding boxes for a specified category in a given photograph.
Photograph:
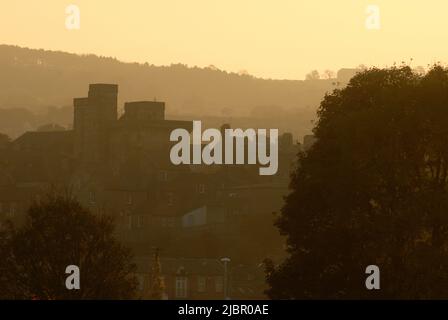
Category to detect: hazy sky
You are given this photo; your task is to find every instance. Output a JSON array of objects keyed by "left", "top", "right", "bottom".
[{"left": 1, "top": 0, "right": 447, "bottom": 79}]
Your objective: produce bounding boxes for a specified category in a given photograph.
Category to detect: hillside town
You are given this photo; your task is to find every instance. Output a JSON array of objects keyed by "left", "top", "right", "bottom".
[{"left": 0, "top": 83, "right": 311, "bottom": 299}]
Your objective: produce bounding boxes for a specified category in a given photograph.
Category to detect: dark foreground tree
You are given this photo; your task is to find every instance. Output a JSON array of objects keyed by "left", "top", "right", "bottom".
[
  {"left": 0, "top": 191, "right": 137, "bottom": 299},
  {"left": 266, "top": 65, "right": 448, "bottom": 299}
]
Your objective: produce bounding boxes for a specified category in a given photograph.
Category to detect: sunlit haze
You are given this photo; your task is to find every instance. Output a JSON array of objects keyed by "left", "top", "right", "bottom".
[{"left": 1, "top": 0, "right": 446, "bottom": 79}]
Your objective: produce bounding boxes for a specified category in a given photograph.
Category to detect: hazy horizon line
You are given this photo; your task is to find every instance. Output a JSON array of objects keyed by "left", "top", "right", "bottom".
[{"left": 1, "top": 42, "right": 349, "bottom": 82}]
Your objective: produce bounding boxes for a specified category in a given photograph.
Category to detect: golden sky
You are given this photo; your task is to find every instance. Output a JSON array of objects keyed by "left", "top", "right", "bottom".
[{"left": 1, "top": 0, "right": 447, "bottom": 79}]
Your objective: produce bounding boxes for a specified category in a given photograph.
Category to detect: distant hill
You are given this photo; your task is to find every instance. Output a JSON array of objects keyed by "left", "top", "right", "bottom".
[{"left": 0, "top": 45, "right": 352, "bottom": 140}]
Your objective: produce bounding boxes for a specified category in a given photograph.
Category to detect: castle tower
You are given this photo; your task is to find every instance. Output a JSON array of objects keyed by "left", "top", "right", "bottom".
[
  {"left": 73, "top": 84, "right": 118, "bottom": 164},
  {"left": 88, "top": 84, "right": 118, "bottom": 122}
]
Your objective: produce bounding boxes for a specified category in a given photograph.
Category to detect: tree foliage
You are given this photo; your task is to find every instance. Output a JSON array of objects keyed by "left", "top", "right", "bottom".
[
  {"left": 266, "top": 65, "right": 448, "bottom": 299},
  {"left": 147, "top": 249, "right": 165, "bottom": 300},
  {"left": 305, "top": 70, "right": 320, "bottom": 80},
  {"left": 0, "top": 191, "right": 137, "bottom": 299}
]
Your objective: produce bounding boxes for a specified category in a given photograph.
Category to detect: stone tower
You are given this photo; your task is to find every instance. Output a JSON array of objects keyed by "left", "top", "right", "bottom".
[{"left": 73, "top": 84, "right": 118, "bottom": 164}]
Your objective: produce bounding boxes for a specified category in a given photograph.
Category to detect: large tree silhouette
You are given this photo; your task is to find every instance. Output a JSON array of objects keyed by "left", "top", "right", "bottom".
[
  {"left": 266, "top": 65, "right": 448, "bottom": 299},
  {"left": 0, "top": 191, "right": 137, "bottom": 299}
]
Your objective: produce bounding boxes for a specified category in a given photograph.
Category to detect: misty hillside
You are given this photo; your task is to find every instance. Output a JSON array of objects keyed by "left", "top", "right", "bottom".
[{"left": 0, "top": 45, "right": 344, "bottom": 140}]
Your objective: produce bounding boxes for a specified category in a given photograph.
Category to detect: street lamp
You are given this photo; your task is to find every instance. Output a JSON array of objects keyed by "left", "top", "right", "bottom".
[{"left": 220, "top": 257, "right": 231, "bottom": 300}]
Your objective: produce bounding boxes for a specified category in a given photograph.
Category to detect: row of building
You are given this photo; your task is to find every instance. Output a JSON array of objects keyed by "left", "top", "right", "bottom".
[{"left": 0, "top": 84, "right": 312, "bottom": 299}]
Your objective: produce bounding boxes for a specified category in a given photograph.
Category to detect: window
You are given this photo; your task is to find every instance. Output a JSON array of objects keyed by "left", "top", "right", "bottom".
[
  {"left": 137, "top": 215, "right": 144, "bottom": 228},
  {"left": 160, "top": 170, "right": 168, "bottom": 182},
  {"left": 7, "top": 202, "right": 16, "bottom": 218},
  {"left": 175, "top": 277, "right": 188, "bottom": 298},
  {"left": 198, "top": 184, "right": 206, "bottom": 194},
  {"left": 215, "top": 276, "right": 223, "bottom": 293},
  {"left": 113, "top": 166, "right": 120, "bottom": 177},
  {"left": 160, "top": 217, "right": 174, "bottom": 228},
  {"left": 197, "top": 276, "right": 206, "bottom": 293},
  {"left": 89, "top": 191, "right": 96, "bottom": 205},
  {"left": 167, "top": 217, "right": 175, "bottom": 228},
  {"left": 167, "top": 192, "right": 174, "bottom": 206}
]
